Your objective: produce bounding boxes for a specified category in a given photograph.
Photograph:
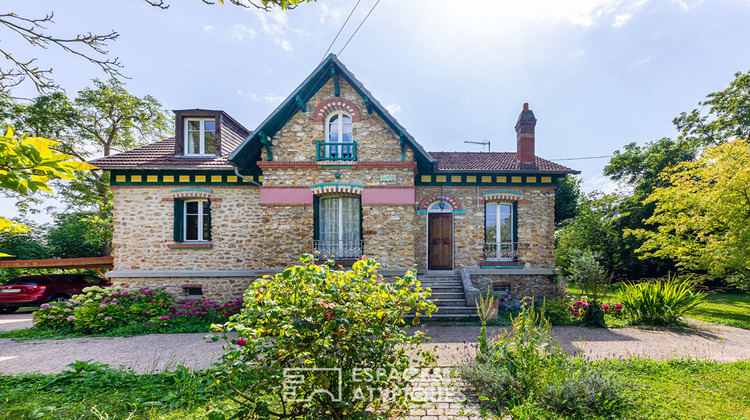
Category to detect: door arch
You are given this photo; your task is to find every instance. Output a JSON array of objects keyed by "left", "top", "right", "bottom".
[{"left": 427, "top": 201, "right": 453, "bottom": 270}]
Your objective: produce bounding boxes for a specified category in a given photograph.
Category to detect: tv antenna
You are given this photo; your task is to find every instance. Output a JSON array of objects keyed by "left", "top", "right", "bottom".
[{"left": 464, "top": 138, "right": 491, "bottom": 152}]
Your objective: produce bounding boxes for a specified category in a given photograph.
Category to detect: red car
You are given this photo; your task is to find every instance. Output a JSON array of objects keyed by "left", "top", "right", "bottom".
[{"left": 0, "top": 274, "right": 107, "bottom": 314}]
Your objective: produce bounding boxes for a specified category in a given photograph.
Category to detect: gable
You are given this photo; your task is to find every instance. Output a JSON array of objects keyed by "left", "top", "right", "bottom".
[{"left": 228, "top": 54, "right": 435, "bottom": 171}]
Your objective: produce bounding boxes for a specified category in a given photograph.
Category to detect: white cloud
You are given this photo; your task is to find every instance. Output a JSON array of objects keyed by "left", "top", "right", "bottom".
[
  {"left": 263, "top": 94, "right": 285, "bottom": 105},
  {"left": 672, "top": 0, "right": 703, "bottom": 11},
  {"left": 230, "top": 24, "right": 256, "bottom": 41},
  {"left": 571, "top": 49, "right": 587, "bottom": 58},
  {"left": 276, "top": 39, "right": 293, "bottom": 52},
  {"left": 203, "top": 25, "right": 214, "bottom": 32},
  {"left": 612, "top": 13, "right": 632, "bottom": 27},
  {"left": 238, "top": 90, "right": 284, "bottom": 105},
  {"left": 319, "top": 5, "right": 344, "bottom": 24},
  {"left": 385, "top": 104, "right": 401, "bottom": 114}
]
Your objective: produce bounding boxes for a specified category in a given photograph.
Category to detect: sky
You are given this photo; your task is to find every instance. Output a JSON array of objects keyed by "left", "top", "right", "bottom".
[{"left": 4, "top": 0, "right": 750, "bottom": 223}]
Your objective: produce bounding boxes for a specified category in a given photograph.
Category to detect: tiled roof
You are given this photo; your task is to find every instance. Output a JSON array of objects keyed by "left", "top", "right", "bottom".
[
  {"left": 429, "top": 152, "right": 578, "bottom": 173},
  {"left": 89, "top": 138, "right": 235, "bottom": 170}
]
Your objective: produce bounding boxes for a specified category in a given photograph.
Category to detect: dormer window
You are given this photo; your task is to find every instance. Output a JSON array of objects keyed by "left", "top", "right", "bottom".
[{"left": 185, "top": 119, "right": 216, "bottom": 156}]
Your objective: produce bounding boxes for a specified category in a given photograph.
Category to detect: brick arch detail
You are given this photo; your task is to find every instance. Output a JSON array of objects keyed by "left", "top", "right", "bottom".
[
  {"left": 312, "top": 98, "right": 363, "bottom": 122},
  {"left": 418, "top": 192, "right": 463, "bottom": 211}
]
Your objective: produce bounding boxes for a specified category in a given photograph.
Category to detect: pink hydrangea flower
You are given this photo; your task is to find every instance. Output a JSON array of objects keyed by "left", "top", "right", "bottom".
[
  {"left": 98, "top": 313, "right": 104, "bottom": 317},
  {"left": 572, "top": 310, "right": 580, "bottom": 317},
  {"left": 99, "top": 304, "right": 107, "bottom": 308},
  {"left": 57, "top": 315, "right": 64, "bottom": 318},
  {"left": 236, "top": 338, "right": 246, "bottom": 346},
  {"left": 64, "top": 308, "right": 72, "bottom": 313},
  {"left": 104, "top": 316, "right": 112, "bottom": 321},
  {"left": 602, "top": 304, "right": 610, "bottom": 310},
  {"left": 614, "top": 303, "right": 623, "bottom": 309},
  {"left": 66, "top": 316, "right": 75, "bottom": 321}
]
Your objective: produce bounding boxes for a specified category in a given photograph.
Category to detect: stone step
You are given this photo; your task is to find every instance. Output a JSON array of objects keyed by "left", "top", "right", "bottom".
[
  {"left": 430, "top": 306, "right": 480, "bottom": 315},
  {"left": 423, "top": 285, "right": 464, "bottom": 293},
  {"left": 413, "top": 312, "right": 480, "bottom": 321},
  {"left": 429, "top": 293, "right": 466, "bottom": 300},
  {"left": 429, "top": 298, "right": 468, "bottom": 306}
]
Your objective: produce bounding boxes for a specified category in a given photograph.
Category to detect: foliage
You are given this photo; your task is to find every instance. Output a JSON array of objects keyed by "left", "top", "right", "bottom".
[
  {"left": 554, "top": 175, "right": 581, "bottom": 227},
  {"left": 208, "top": 256, "right": 436, "bottom": 419},
  {"left": 31, "top": 284, "right": 243, "bottom": 335},
  {"left": 46, "top": 211, "right": 105, "bottom": 258},
  {"left": 619, "top": 274, "right": 706, "bottom": 326},
  {"left": 0, "top": 126, "right": 95, "bottom": 255},
  {"left": 631, "top": 140, "right": 750, "bottom": 289},
  {"left": 673, "top": 69, "right": 750, "bottom": 147},
  {"left": 568, "top": 249, "right": 609, "bottom": 302},
  {"left": 0, "top": 220, "right": 47, "bottom": 261},
  {"left": 461, "top": 300, "right": 634, "bottom": 418}
]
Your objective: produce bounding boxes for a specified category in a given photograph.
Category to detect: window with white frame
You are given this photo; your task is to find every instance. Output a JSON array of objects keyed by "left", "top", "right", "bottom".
[
  {"left": 323, "top": 113, "right": 354, "bottom": 159},
  {"left": 316, "top": 196, "right": 361, "bottom": 258},
  {"left": 184, "top": 199, "right": 210, "bottom": 241},
  {"left": 485, "top": 202, "right": 514, "bottom": 260},
  {"left": 184, "top": 119, "right": 217, "bottom": 156}
]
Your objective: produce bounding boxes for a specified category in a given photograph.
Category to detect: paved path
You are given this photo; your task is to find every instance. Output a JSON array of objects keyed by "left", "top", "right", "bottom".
[{"left": 2, "top": 315, "right": 749, "bottom": 419}]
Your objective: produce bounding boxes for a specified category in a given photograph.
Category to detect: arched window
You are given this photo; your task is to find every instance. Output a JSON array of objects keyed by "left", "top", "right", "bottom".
[
  {"left": 427, "top": 201, "right": 453, "bottom": 213},
  {"left": 323, "top": 113, "right": 354, "bottom": 160},
  {"left": 485, "top": 202, "right": 515, "bottom": 261}
]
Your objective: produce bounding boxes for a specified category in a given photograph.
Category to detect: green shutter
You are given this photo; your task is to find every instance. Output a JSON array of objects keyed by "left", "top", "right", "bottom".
[
  {"left": 205, "top": 200, "right": 212, "bottom": 241},
  {"left": 313, "top": 195, "right": 320, "bottom": 241},
  {"left": 512, "top": 201, "right": 518, "bottom": 244},
  {"left": 359, "top": 197, "right": 363, "bottom": 242},
  {"left": 174, "top": 199, "right": 184, "bottom": 242}
]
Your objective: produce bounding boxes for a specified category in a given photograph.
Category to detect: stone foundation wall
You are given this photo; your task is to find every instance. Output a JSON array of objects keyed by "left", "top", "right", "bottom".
[
  {"left": 111, "top": 186, "right": 264, "bottom": 271},
  {"left": 471, "top": 274, "right": 563, "bottom": 301},
  {"left": 260, "top": 205, "right": 314, "bottom": 268},
  {"left": 113, "top": 276, "right": 257, "bottom": 303},
  {"left": 414, "top": 186, "right": 556, "bottom": 269}
]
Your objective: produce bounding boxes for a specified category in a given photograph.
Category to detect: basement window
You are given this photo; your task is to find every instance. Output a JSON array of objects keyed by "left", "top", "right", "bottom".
[
  {"left": 182, "top": 284, "right": 203, "bottom": 299},
  {"left": 492, "top": 281, "right": 511, "bottom": 296}
]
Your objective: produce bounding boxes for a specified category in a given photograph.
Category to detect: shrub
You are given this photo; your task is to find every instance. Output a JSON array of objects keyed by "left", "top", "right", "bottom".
[
  {"left": 620, "top": 274, "right": 706, "bottom": 326},
  {"left": 209, "top": 256, "right": 437, "bottom": 419},
  {"left": 542, "top": 361, "right": 634, "bottom": 417}
]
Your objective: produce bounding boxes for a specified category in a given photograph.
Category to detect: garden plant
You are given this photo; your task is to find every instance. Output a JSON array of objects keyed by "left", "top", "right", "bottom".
[
  {"left": 620, "top": 273, "right": 706, "bottom": 326},
  {"left": 208, "top": 255, "right": 437, "bottom": 420}
]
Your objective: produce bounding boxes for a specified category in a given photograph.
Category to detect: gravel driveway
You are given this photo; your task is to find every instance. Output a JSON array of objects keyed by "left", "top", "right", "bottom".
[{"left": 1, "top": 314, "right": 749, "bottom": 375}]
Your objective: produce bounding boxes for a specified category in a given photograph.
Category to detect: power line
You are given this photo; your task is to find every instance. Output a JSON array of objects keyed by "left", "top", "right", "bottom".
[
  {"left": 320, "top": 0, "right": 361, "bottom": 61},
  {"left": 549, "top": 155, "right": 613, "bottom": 161},
  {"left": 338, "top": 0, "right": 382, "bottom": 57}
]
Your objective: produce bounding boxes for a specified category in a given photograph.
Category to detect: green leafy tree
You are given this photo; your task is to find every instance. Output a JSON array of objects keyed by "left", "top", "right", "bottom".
[
  {"left": 632, "top": 140, "right": 750, "bottom": 289},
  {"left": 46, "top": 211, "right": 106, "bottom": 259},
  {"left": 0, "top": 126, "right": 96, "bottom": 256},
  {"left": 673, "top": 70, "right": 750, "bottom": 147},
  {"left": 554, "top": 175, "right": 581, "bottom": 227}
]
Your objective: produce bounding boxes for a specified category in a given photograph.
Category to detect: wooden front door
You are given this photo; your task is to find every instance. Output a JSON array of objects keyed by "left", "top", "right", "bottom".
[{"left": 428, "top": 213, "right": 452, "bottom": 270}]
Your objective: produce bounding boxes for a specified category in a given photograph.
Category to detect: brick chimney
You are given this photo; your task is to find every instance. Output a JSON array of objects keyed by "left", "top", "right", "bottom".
[{"left": 515, "top": 103, "right": 537, "bottom": 164}]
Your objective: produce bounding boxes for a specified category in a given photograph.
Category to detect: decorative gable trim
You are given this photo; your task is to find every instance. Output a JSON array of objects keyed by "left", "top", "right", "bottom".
[
  {"left": 310, "top": 183, "right": 364, "bottom": 196},
  {"left": 312, "top": 98, "right": 363, "bottom": 122},
  {"left": 482, "top": 190, "right": 522, "bottom": 202},
  {"left": 171, "top": 188, "right": 212, "bottom": 199},
  {"left": 418, "top": 192, "right": 463, "bottom": 211}
]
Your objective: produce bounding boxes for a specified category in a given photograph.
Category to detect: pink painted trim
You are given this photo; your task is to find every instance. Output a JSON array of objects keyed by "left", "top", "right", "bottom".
[
  {"left": 362, "top": 187, "right": 415, "bottom": 205},
  {"left": 260, "top": 187, "right": 313, "bottom": 205}
]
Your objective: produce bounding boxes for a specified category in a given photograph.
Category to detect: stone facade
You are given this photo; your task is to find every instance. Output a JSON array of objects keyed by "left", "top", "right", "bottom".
[
  {"left": 114, "top": 276, "right": 257, "bottom": 302},
  {"left": 262, "top": 78, "right": 415, "bottom": 163},
  {"left": 470, "top": 273, "right": 562, "bottom": 300},
  {"left": 414, "top": 186, "right": 556, "bottom": 270}
]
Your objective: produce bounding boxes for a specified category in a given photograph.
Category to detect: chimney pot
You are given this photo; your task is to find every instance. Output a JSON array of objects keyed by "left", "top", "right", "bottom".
[{"left": 515, "top": 103, "right": 537, "bottom": 164}]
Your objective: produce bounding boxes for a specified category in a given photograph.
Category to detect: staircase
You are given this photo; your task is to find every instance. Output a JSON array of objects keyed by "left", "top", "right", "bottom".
[{"left": 418, "top": 271, "right": 477, "bottom": 319}]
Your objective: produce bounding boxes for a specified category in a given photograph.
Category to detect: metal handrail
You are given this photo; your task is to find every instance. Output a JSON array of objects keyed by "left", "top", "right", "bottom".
[
  {"left": 313, "top": 239, "right": 363, "bottom": 259},
  {"left": 317, "top": 141, "right": 357, "bottom": 161},
  {"left": 483, "top": 242, "right": 519, "bottom": 261}
]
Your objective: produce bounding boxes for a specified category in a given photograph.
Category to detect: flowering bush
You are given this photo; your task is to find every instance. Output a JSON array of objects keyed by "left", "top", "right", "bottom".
[
  {"left": 32, "top": 283, "right": 244, "bottom": 335},
  {"left": 568, "top": 299, "right": 625, "bottom": 320},
  {"left": 210, "top": 256, "right": 437, "bottom": 419}
]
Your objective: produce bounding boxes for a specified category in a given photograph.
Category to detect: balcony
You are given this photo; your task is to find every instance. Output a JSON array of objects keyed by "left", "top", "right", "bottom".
[
  {"left": 313, "top": 240, "right": 363, "bottom": 261},
  {"left": 317, "top": 141, "right": 357, "bottom": 161},
  {"left": 483, "top": 242, "right": 520, "bottom": 265}
]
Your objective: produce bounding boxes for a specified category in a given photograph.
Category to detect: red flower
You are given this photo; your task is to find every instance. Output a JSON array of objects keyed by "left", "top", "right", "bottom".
[{"left": 236, "top": 338, "right": 246, "bottom": 346}]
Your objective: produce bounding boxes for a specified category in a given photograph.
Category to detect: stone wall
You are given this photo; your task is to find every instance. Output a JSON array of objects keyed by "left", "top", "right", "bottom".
[
  {"left": 362, "top": 205, "right": 415, "bottom": 267},
  {"left": 111, "top": 186, "right": 264, "bottom": 271},
  {"left": 414, "top": 186, "right": 556, "bottom": 269},
  {"left": 262, "top": 166, "right": 414, "bottom": 187},
  {"left": 262, "top": 78, "right": 415, "bottom": 163},
  {"left": 114, "top": 276, "right": 257, "bottom": 303},
  {"left": 470, "top": 274, "right": 563, "bottom": 300}
]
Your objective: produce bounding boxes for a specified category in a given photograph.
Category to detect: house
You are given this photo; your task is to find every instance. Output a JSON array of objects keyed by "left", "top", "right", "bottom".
[{"left": 91, "top": 55, "right": 578, "bottom": 311}]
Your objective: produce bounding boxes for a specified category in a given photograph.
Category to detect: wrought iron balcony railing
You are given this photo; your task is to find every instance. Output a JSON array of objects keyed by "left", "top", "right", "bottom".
[
  {"left": 313, "top": 240, "right": 363, "bottom": 260},
  {"left": 317, "top": 141, "right": 357, "bottom": 161},
  {"left": 483, "top": 242, "right": 519, "bottom": 261}
]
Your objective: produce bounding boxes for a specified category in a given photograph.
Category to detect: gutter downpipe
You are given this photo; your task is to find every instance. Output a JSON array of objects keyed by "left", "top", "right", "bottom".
[{"left": 231, "top": 163, "right": 261, "bottom": 186}]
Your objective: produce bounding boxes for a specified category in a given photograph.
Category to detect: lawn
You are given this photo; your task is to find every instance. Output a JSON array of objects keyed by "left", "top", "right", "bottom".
[{"left": 567, "top": 282, "right": 750, "bottom": 330}]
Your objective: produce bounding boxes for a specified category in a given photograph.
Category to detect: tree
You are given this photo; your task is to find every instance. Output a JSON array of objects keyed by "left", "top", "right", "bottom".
[
  {"left": 554, "top": 175, "right": 581, "bottom": 227},
  {"left": 46, "top": 211, "right": 105, "bottom": 259},
  {"left": 0, "top": 126, "right": 96, "bottom": 255},
  {"left": 1, "top": 1, "right": 315, "bottom": 96},
  {"left": 632, "top": 140, "right": 750, "bottom": 289},
  {"left": 673, "top": 70, "right": 750, "bottom": 147}
]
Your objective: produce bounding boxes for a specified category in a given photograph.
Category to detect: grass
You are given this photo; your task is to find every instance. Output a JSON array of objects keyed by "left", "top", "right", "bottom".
[
  {"left": 686, "top": 291, "right": 750, "bottom": 330},
  {"left": 567, "top": 282, "right": 750, "bottom": 330},
  {"left": 566, "top": 282, "right": 623, "bottom": 302}
]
